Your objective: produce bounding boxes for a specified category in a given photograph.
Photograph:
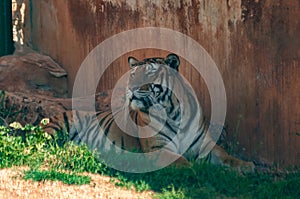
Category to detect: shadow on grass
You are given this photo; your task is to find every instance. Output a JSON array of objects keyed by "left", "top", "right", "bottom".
[{"left": 106, "top": 163, "right": 300, "bottom": 199}]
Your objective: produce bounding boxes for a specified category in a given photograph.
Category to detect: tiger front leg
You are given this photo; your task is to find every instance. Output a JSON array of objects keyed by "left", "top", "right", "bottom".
[
  {"left": 144, "top": 149, "right": 191, "bottom": 168},
  {"left": 139, "top": 137, "right": 191, "bottom": 168}
]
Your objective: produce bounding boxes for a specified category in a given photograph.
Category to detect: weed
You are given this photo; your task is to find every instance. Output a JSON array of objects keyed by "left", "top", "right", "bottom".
[{"left": 154, "top": 185, "right": 186, "bottom": 199}]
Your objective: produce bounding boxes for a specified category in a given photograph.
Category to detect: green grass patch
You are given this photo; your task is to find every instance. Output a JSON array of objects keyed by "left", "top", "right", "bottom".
[
  {"left": 0, "top": 124, "right": 106, "bottom": 173},
  {"left": 23, "top": 169, "right": 91, "bottom": 185},
  {"left": 1, "top": 122, "right": 300, "bottom": 198}
]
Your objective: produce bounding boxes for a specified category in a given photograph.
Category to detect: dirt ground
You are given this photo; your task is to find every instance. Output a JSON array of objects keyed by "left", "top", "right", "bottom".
[{"left": 0, "top": 167, "right": 154, "bottom": 199}]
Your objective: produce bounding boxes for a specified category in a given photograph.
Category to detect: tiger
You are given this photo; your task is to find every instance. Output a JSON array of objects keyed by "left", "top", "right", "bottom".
[{"left": 42, "top": 54, "right": 255, "bottom": 172}]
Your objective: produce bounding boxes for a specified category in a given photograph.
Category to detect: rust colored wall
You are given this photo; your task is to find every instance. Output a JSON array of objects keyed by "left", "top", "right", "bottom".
[{"left": 24, "top": 0, "right": 300, "bottom": 166}]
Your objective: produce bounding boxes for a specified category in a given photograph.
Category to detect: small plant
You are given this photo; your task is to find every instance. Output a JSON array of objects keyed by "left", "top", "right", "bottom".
[{"left": 155, "top": 185, "right": 186, "bottom": 199}]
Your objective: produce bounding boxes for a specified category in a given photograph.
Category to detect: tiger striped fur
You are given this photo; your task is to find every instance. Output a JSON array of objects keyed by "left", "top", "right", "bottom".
[{"left": 43, "top": 54, "right": 255, "bottom": 172}]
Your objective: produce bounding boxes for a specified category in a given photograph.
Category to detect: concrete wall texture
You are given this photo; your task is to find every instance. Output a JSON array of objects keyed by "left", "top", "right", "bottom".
[{"left": 24, "top": 0, "right": 300, "bottom": 166}]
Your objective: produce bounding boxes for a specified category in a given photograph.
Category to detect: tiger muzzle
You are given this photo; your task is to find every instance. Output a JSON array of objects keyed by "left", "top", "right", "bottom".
[{"left": 128, "top": 84, "right": 154, "bottom": 111}]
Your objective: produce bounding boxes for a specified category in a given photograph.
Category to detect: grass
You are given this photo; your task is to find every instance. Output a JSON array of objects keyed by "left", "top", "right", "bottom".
[
  {"left": 1, "top": 124, "right": 299, "bottom": 198},
  {"left": 23, "top": 169, "right": 92, "bottom": 185}
]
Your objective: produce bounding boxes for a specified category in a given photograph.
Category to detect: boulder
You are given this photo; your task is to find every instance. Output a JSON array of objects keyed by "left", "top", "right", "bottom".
[{"left": 0, "top": 52, "right": 68, "bottom": 98}]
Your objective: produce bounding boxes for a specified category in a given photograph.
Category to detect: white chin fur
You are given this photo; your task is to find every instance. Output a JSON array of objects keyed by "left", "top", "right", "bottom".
[{"left": 130, "top": 100, "right": 145, "bottom": 111}]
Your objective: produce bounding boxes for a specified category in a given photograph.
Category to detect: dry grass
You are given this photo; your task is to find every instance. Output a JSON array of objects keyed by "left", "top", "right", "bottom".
[{"left": 0, "top": 167, "right": 153, "bottom": 199}]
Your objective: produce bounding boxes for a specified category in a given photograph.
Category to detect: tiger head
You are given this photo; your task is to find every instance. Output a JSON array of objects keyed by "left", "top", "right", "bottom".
[{"left": 126, "top": 54, "right": 180, "bottom": 113}]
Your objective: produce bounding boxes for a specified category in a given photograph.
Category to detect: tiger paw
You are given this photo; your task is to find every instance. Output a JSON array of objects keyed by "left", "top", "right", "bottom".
[{"left": 224, "top": 158, "right": 255, "bottom": 173}]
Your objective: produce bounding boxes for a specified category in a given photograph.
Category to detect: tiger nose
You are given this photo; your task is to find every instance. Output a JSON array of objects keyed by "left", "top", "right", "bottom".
[
  {"left": 130, "top": 84, "right": 151, "bottom": 92},
  {"left": 140, "top": 84, "right": 151, "bottom": 91}
]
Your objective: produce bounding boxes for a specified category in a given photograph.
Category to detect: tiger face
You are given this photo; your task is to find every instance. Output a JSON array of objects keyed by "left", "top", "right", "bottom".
[{"left": 126, "top": 54, "right": 180, "bottom": 113}]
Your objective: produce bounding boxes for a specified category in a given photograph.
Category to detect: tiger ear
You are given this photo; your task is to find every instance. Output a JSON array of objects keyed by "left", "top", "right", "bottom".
[
  {"left": 128, "top": 57, "right": 139, "bottom": 68},
  {"left": 165, "top": 54, "right": 180, "bottom": 71}
]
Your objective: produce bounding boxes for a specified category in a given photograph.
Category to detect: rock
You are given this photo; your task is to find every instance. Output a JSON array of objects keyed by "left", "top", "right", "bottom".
[
  {"left": 20, "top": 53, "right": 67, "bottom": 77},
  {"left": 0, "top": 52, "right": 68, "bottom": 98},
  {"left": 0, "top": 90, "right": 67, "bottom": 125},
  {"left": 0, "top": 90, "right": 114, "bottom": 126},
  {"left": 0, "top": 50, "right": 124, "bottom": 126}
]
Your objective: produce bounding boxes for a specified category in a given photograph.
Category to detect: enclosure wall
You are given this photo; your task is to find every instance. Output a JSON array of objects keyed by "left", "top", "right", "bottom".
[{"left": 24, "top": 0, "right": 300, "bottom": 166}]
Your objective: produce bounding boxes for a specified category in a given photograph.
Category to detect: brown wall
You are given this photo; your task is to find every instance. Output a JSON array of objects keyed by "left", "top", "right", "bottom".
[{"left": 24, "top": 0, "right": 300, "bottom": 166}]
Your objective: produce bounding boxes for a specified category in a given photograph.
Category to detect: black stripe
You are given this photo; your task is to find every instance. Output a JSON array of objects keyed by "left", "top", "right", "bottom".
[
  {"left": 121, "top": 137, "right": 125, "bottom": 150},
  {"left": 171, "top": 108, "right": 180, "bottom": 120},
  {"left": 63, "top": 112, "right": 70, "bottom": 133},
  {"left": 137, "top": 136, "right": 142, "bottom": 151},
  {"left": 98, "top": 112, "right": 111, "bottom": 126},
  {"left": 146, "top": 114, "right": 177, "bottom": 134},
  {"left": 74, "top": 111, "right": 83, "bottom": 130},
  {"left": 135, "top": 111, "right": 139, "bottom": 123},
  {"left": 104, "top": 117, "right": 114, "bottom": 136},
  {"left": 186, "top": 130, "right": 205, "bottom": 152},
  {"left": 69, "top": 128, "right": 81, "bottom": 141},
  {"left": 160, "top": 88, "right": 168, "bottom": 103},
  {"left": 168, "top": 95, "right": 175, "bottom": 113},
  {"left": 89, "top": 121, "right": 101, "bottom": 144},
  {"left": 165, "top": 121, "right": 178, "bottom": 135},
  {"left": 151, "top": 145, "right": 164, "bottom": 150},
  {"left": 157, "top": 132, "right": 174, "bottom": 143}
]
